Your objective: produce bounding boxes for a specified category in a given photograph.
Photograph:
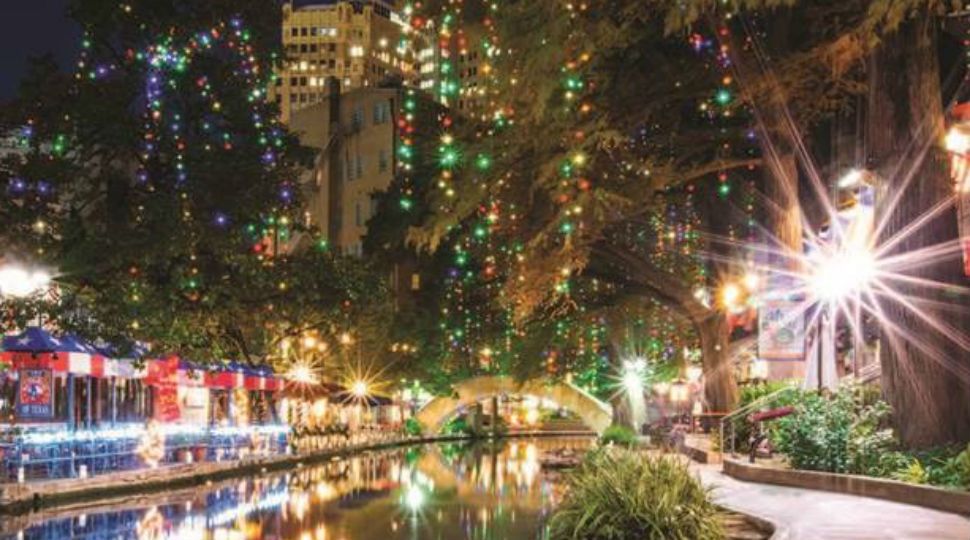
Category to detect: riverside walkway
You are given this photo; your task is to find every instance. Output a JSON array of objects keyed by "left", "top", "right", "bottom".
[{"left": 696, "top": 463, "right": 970, "bottom": 539}]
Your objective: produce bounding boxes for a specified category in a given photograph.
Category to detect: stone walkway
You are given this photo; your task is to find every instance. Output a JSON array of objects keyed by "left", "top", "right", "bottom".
[{"left": 694, "top": 463, "right": 970, "bottom": 539}]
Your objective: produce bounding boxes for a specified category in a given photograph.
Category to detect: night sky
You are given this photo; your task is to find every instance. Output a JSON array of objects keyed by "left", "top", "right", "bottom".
[
  {"left": 0, "top": 1, "right": 379, "bottom": 101},
  {"left": 0, "top": 1, "right": 80, "bottom": 101}
]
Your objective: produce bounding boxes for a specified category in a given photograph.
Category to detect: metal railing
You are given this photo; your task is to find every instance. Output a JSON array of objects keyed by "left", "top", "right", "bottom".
[
  {"left": 718, "top": 384, "right": 799, "bottom": 458},
  {"left": 0, "top": 426, "right": 289, "bottom": 484}
]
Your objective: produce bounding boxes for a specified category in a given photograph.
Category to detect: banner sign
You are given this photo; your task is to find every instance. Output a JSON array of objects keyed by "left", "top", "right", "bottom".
[
  {"left": 17, "top": 368, "right": 54, "bottom": 419},
  {"left": 758, "top": 299, "right": 805, "bottom": 360}
]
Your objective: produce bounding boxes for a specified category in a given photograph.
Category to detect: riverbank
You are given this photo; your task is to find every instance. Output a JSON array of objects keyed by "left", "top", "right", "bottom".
[{"left": 0, "top": 430, "right": 594, "bottom": 515}]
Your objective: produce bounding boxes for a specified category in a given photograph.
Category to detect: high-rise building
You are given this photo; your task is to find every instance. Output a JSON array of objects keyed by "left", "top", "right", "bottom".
[{"left": 274, "top": 1, "right": 416, "bottom": 123}]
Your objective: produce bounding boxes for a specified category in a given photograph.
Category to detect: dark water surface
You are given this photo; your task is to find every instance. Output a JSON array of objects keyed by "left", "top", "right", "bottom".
[{"left": 1, "top": 436, "right": 594, "bottom": 540}]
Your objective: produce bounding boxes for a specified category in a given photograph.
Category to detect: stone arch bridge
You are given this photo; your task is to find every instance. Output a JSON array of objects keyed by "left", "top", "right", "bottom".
[{"left": 416, "top": 375, "right": 613, "bottom": 435}]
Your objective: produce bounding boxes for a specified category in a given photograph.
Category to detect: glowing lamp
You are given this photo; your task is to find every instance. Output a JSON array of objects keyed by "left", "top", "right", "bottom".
[
  {"left": 0, "top": 266, "right": 50, "bottom": 298},
  {"left": 352, "top": 381, "right": 368, "bottom": 397},
  {"left": 946, "top": 125, "right": 970, "bottom": 154},
  {"left": 837, "top": 169, "right": 864, "bottom": 188},
  {"left": 750, "top": 359, "right": 769, "bottom": 380},
  {"left": 720, "top": 283, "right": 742, "bottom": 309},
  {"left": 686, "top": 365, "right": 703, "bottom": 383},
  {"left": 810, "top": 248, "right": 876, "bottom": 302},
  {"left": 669, "top": 381, "right": 689, "bottom": 403}
]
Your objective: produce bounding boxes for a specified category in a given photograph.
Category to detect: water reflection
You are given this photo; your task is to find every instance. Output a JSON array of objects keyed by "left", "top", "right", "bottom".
[{"left": 0, "top": 437, "right": 593, "bottom": 540}]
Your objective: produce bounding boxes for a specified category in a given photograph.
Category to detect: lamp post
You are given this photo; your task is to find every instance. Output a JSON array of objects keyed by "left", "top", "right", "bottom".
[
  {"left": 0, "top": 265, "right": 51, "bottom": 299},
  {"left": 807, "top": 241, "right": 875, "bottom": 390}
]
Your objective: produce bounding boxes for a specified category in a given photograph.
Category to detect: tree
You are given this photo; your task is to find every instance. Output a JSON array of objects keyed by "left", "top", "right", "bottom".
[
  {"left": 668, "top": 0, "right": 970, "bottom": 446},
  {"left": 866, "top": 9, "right": 970, "bottom": 447},
  {"left": 0, "top": 0, "right": 386, "bottom": 364},
  {"left": 406, "top": 0, "right": 775, "bottom": 413}
]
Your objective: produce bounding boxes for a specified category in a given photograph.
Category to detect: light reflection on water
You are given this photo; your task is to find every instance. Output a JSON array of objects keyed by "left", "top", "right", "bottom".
[{"left": 1, "top": 437, "right": 594, "bottom": 540}]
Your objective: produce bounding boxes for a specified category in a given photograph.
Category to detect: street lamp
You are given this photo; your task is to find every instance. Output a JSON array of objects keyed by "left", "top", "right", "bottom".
[
  {"left": 809, "top": 246, "right": 876, "bottom": 304},
  {"left": 0, "top": 266, "right": 50, "bottom": 298}
]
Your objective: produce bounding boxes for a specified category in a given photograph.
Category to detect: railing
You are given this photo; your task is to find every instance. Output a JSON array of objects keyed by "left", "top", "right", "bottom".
[
  {"left": 0, "top": 424, "right": 289, "bottom": 484},
  {"left": 718, "top": 384, "right": 799, "bottom": 458}
]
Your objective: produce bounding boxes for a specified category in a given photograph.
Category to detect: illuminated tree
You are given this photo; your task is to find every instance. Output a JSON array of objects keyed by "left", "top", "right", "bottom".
[{"left": 0, "top": 0, "right": 387, "bottom": 363}]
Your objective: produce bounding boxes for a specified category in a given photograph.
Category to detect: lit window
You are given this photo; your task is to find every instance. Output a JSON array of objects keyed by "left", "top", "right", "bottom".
[{"left": 350, "top": 45, "right": 365, "bottom": 57}]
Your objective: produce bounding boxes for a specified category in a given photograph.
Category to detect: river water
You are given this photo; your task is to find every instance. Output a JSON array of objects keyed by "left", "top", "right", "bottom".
[{"left": 1, "top": 436, "right": 594, "bottom": 540}]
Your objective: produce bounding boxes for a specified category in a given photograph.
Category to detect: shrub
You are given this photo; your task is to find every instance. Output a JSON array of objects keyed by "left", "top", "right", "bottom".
[
  {"left": 772, "top": 385, "right": 891, "bottom": 474},
  {"left": 730, "top": 381, "right": 797, "bottom": 453},
  {"left": 403, "top": 418, "right": 424, "bottom": 437},
  {"left": 548, "top": 449, "right": 724, "bottom": 540},
  {"left": 600, "top": 425, "right": 638, "bottom": 447},
  {"left": 892, "top": 459, "right": 928, "bottom": 484},
  {"left": 923, "top": 443, "right": 970, "bottom": 489}
]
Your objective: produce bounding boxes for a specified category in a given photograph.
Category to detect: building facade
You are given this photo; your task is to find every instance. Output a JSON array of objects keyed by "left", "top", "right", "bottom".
[
  {"left": 289, "top": 80, "right": 398, "bottom": 256},
  {"left": 275, "top": 1, "right": 415, "bottom": 123}
]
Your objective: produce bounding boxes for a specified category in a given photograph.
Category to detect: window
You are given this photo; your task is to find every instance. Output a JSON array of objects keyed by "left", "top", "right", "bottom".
[
  {"left": 328, "top": 59, "right": 336, "bottom": 69},
  {"left": 310, "top": 27, "right": 317, "bottom": 36},
  {"left": 356, "top": 154, "right": 363, "bottom": 178},
  {"left": 352, "top": 105, "right": 364, "bottom": 128},
  {"left": 370, "top": 195, "right": 379, "bottom": 217},
  {"left": 290, "top": 27, "right": 298, "bottom": 37},
  {"left": 378, "top": 148, "right": 388, "bottom": 172},
  {"left": 300, "top": 44, "right": 308, "bottom": 53},
  {"left": 300, "top": 27, "right": 308, "bottom": 37},
  {"left": 310, "top": 44, "right": 318, "bottom": 53},
  {"left": 355, "top": 201, "right": 362, "bottom": 226},
  {"left": 290, "top": 77, "right": 298, "bottom": 86},
  {"left": 299, "top": 76, "right": 307, "bottom": 86},
  {"left": 350, "top": 45, "right": 364, "bottom": 57},
  {"left": 411, "top": 273, "right": 421, "bottom": 291},
  {"left": 329, "top": 43, "right": 337, "bottom": 52},
  {"left": 373, "top": 102, "right": 388, "bottom": 124}
]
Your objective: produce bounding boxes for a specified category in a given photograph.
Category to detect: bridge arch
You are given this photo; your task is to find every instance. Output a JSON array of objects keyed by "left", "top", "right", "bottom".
[{"left": 416, "top": 375, "right": 613, "bottom": 435}]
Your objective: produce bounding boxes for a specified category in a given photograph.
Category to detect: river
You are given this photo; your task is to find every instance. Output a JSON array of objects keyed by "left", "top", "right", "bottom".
[{"left": 1, "top": 436, "right": 595, "bottom": 540}]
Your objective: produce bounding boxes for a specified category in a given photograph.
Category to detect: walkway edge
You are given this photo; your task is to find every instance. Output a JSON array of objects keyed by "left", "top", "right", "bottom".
[
  {"left": 0, "top": 431, "right": 594, "bottom": 515},
  {"left": 723, "top": 457, "right": 970, "bottom": 516}
]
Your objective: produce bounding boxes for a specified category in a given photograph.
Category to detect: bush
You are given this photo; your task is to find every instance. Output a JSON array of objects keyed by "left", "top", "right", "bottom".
[
  {"left": 548, "top": 448, "right": 724, "bottom": 540},
  {"left": 730, "top": 380, "right": 796, "bottom": 453},
  {"left": 403, "top": 417, "right": 424, "bottom": 437},
  {"left": 772, "top": 385, "right": 891, "bottom": 474},
  {"left": 600, "top": 425, "right": 638, "bottom": 447}
]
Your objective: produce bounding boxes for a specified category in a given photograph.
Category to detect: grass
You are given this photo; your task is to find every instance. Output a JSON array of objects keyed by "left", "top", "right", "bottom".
[{"left": 548, "top": 448, "right": 724, "bottom": 540}]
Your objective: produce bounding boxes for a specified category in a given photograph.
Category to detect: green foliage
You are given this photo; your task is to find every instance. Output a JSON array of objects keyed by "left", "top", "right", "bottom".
[
  {"left": 441, "top": 416, "right": 470, "bottom": 436},
  {"left": 772, "top": 386, "right": 891, "bottom": 474},
  {"left": 921, "top": 444, "right": 970, "bottom": 490},
  {"left": 548, "top": 449, "right": 724, "bottom": 540},
  {"left": 771, "top": 387, "right": 970, "bottom": 491},
  {"left": 403, "top": 417, "right": 424, "bottom": 437},
  {"left": 600, "top": 425, "right": 639, "bottom": 447},
  {"left": 730, "top": 381, "right": 796, "bottom": 452},
  {"left": 892, "top": 459, "right": 928, "bottom": 485}
]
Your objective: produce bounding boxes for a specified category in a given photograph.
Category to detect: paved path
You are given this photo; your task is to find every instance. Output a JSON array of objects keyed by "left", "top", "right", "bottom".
[{"left": 694, "top": 463, "right": 970, "bottom": 539}]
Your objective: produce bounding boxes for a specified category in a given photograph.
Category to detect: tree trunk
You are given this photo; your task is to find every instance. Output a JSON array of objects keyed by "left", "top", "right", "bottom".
[
  {"left": 697, "top": 313, "right": 737, "bottom": 413},
  {"left": 868, "top": 13, "right": 970, "bottom": 447}
]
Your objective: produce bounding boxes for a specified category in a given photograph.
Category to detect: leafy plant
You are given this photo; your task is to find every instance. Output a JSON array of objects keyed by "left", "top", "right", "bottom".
[
  {"left": 403, "top": 418, "right": 424, "bottom": 437},
  {"left": 772, "top": 385, "right": 892, "bottom": 474},
  {"left": 548, "top": 449, "right": 724, "bottom": 540},
  {"left": 600, "top": 425, "right": 638, "bottom": 447},
  {"left": 730, "top": 381, "right": 797, "bottom": 453},
  {"left": 892, "top": 459, "right": 928, "bottom": 485},
  {"left": 924, "top": 444, "right": 970, "bottom": 489}
]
